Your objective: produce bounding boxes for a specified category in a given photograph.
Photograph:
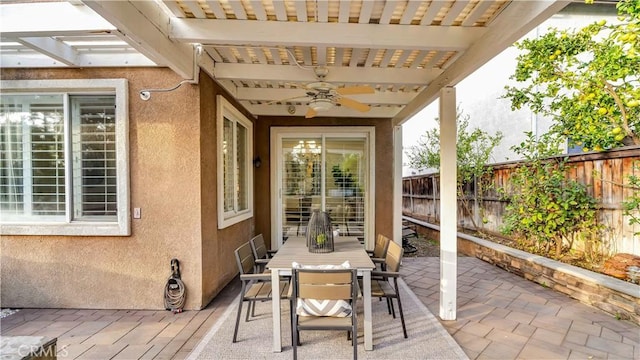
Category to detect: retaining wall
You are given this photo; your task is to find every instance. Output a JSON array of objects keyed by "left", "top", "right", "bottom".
[{"left": 405, "top": 217, "right": 640, "bottom": 326}]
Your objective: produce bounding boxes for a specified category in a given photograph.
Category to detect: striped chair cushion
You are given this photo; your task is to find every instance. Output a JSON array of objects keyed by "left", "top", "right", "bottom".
[{"left": 292, "top": 261, "right": 352, "bottom": 317}]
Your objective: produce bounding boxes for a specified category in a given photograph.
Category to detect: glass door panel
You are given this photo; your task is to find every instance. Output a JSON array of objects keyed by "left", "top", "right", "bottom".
[
  {"left": 324, "top": 137, "right": 366, "bottom": 238},
  {"left": 279, "top": 135, "right": 368, "bottom": 244},
  {"left": 281, "top": 138, "right": 322, "bottom": 240}
]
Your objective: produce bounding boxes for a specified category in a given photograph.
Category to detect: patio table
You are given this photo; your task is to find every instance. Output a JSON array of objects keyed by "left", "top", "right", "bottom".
[{"left": 266, "top": 236, "right": 375, "bottom": 352}]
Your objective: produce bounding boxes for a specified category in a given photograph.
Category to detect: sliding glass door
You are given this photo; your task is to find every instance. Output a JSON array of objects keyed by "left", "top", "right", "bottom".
[{"left": 271, "top": 127, "right": 374, "bottom": 249}]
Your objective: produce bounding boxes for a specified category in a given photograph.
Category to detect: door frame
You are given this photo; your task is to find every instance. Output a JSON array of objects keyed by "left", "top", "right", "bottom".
[{"left": 270, "top": 126, "right": 376, "bottom": 250}]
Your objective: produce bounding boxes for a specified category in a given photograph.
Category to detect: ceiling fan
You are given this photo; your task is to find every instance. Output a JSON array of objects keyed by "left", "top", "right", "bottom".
[{"left": 273, "top": 66, "right": 375, "bottom": 118}]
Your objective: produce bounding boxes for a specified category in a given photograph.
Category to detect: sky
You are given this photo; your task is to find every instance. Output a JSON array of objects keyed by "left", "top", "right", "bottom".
[{"left": 400, "top": 2, "right": 619, "bottom": 177}]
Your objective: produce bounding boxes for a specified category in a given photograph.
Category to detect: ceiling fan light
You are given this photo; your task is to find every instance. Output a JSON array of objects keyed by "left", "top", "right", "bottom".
[{"left": 309, "top": 98, "right": 333, "bottom": 112}]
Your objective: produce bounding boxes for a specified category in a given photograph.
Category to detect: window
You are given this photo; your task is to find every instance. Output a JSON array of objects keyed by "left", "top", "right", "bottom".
[
  {"left": 0, "top": 79, "right": 129, "bottom": 236},
  {"left": 217, "top": 96, "right": 253, "bottom": 228}
]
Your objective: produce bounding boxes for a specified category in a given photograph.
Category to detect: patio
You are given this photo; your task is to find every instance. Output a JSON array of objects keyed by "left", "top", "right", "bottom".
[
  {"left": 1, "top": 256, "right": 637, "bottom": 359},
  {"left": 1, "top": 0, "right": 578, "bottom": 322}
]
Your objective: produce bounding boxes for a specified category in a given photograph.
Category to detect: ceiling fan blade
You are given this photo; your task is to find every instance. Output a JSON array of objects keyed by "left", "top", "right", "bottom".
[
  {"left": 337, "top": 97, "right": 370, "bottom": 112},
  {"left": 305, "top": 108, "right": 317, "bottom": 118},
  {"left": 336, "top": 85, "right": 375, "bottom": 95}
]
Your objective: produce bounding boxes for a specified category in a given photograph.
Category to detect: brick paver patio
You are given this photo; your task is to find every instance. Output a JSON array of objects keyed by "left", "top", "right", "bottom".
[
  {"left": 401, "top": 257, "right": 639, "bottom": 360},
  {"left": 1, "top": 257, "right": 637, "bottom": 359}
]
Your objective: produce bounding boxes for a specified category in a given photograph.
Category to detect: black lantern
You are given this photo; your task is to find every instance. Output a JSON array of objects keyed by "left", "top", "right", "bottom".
[{"left": 306, "top": 209, "right": 334, "bottom": 253}]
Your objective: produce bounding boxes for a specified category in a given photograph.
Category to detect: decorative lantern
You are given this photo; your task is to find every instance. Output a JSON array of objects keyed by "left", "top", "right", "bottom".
[{"left": 306, "top": 209, "right": 334, "bottom": 253}]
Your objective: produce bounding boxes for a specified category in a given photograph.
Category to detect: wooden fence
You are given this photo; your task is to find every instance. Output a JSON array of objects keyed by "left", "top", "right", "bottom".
[{"left": 402, "top": 146, "right": 640, "bottom": 256}]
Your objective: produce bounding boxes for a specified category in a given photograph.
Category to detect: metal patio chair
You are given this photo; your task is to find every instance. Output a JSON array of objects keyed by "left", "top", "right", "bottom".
[
  {"left": 291, "top": 267, "right": 359, "bottom": 360},
  {"left": 232, "top": 241, "right": 289, "bottom": 343}
]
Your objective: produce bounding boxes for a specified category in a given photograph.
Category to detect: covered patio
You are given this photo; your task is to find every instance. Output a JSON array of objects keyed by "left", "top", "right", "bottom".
[
  {"left": 1, "top": 0, "right": 571, "bottom": 327},
  {"left": 1, "top": 257, "right": 636, "bottom": 359},
  {"left": 4, "top": 2, "right": 638, "bottom": 358}
]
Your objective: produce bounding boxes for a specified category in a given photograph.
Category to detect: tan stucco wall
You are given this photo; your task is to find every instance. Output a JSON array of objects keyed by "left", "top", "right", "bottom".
[
  {"left": 254, "top": 117, "right": 395, "bottom": 249},
  {"left": 198, "top": 73, "right": 256, "bottom": 307},
  {"left": 0, "top": 67, "right": 392, "bottom": 310},
  {"left": 0, "top": 67, "right": 223, "bottom": 310}
]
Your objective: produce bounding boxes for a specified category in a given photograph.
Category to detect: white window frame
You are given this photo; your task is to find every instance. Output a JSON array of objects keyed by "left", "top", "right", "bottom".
[
  {"left": 217, "top": 95, "right": 253, "bottom": 228},
  {"left": 270, "top": 127, "right": 375, "bottom": 250},
  {"left": 0, "top": 79, "right": 130, "bottom": 236}
]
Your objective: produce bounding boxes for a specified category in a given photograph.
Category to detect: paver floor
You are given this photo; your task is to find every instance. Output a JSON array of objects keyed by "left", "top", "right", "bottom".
[
  {"left": 401, "top": 257, "right": 639, "bottom": 360},
  {"left": 0, "top": 281, "right": 239, "bottom": 359},
  {"left": 1, "top": 257, "right": 637, "bottom": 359}
]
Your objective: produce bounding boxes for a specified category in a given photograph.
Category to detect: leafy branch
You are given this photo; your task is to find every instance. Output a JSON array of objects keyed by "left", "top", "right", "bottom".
[{"left": 405, "top": 108, "right": 503, "bottom": 230}]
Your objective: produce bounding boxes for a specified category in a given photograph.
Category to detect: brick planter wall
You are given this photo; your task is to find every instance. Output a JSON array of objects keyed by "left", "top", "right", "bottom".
[{"left": 404, "top": 217, "right": 640, "bottom": 326}]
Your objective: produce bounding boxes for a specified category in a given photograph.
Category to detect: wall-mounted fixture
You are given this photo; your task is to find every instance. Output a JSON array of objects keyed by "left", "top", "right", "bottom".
[
  {"left": 253, "top": 156, "right": 262, "bottom": 168},
  {"left": 139, "top": 79, "right": 194, "bottom": 101}
]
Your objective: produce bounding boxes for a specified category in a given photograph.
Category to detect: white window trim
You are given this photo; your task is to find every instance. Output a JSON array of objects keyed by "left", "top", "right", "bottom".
[
  {"left": 0, "top": 79, "right": 130, "bottom": 236},
  {"left": 217, "top": 95, "right": 254, "bottom": 229}
]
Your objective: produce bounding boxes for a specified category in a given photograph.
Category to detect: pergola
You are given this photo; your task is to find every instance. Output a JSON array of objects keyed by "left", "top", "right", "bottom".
[{"left": 0, "top": 0, "right": 572, "bottom": 319}]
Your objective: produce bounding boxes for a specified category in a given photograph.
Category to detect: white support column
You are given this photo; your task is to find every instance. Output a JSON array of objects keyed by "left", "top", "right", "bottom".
[
  {"left": 439, "top": 86, "right": 457, "bottom": 320},
  {"left": 393, "top": 125, "right": 403, "bottom": 244}
]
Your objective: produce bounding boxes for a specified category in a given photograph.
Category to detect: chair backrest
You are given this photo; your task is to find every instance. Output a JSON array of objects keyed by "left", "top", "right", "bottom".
[
  {"left": 295, "top": 269, "right": 357, "bottom": 301},
  {"left": 385, "top": 240, "right": 404, "bottom": 273},
  {"left": 373, "top": 234, "right": 390, "bottom": 259},
  {"left": 249, "top": 234, "right": 268, "bottom": 260},
  {"left": 234, "top": 242, "right": 256, "bottom": 275},
  {"left": 296, "top": 269, "right": 355, "bottom": 300}
]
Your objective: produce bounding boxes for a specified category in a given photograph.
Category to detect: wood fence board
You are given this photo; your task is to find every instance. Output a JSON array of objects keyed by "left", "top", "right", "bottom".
[
  {"left": 611, "top": 158, "right": 624, "bottom": 205},
  {"left": 602, "top": 159, "right": 613, "bottom": 204},
  {"left": 593, "top": 160, "right": 603, "bottom": 200},
  {"left": 584, "top": 160, "right": 594, "bottom": 197},
  {"left": 568, "top": 162, "right": 578, "bottom": 183},
  {"left": 402, "top": 147, "right": 640, "bottom": 255}
]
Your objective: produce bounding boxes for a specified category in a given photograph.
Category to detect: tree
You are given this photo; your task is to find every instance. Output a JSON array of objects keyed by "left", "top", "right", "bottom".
[
  {"left": 503, "top": 0, "right": 640, "bottom": 152},
  {"left": 405, "top": 109, "right": 503, "bottom": 230},
  {"left": 500, "top": 132, "right": 600, "bottom": 259}
]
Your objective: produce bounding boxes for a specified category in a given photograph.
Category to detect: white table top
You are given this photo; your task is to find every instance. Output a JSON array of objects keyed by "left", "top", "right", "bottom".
[{"left": 267, "top": 236, "right": 375, "bottom": 270}]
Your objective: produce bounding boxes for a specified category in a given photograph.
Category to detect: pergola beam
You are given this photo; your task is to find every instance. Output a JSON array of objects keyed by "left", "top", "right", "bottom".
[
  {"left": 214, "top": 63, "right": 442, "bottom": 85},
  {"left": 81, "top": 0, "right": 195, "bottom": 80},
  {"left": 236, "top": 87, "right": 415, "bottom": 105},
  {"left": 244, "top": 103, "right": 400, "bottom": 118},
  {"left": 16, "top": 37, "right": 79, "bottom": 66},
  {"left": 170, "top": 19, "right": 484, "bottom": 51}
]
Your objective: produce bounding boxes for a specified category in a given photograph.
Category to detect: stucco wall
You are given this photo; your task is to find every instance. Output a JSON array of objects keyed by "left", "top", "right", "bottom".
[
  {"left": 254, "top": 117, "right": 395, "bottom": 250},
  {"left": 0, "top": 67, "right": 393, "bottom": 310},
  {"left": 199, "top": 72, "right": 256, "bottom": 308},
  {"left": 0, "top": 67, "right": 206, "bottom": 310}
]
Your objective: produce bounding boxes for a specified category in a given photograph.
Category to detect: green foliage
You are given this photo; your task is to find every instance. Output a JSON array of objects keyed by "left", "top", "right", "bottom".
[
  {"left": 406, "top": 109, "right": 503, "bottom": 177},
  {"left": 503, "top": 0, "right": 640, "bottom": 151},
  {"left": 501, "top": 132, "right": 600, "bottom": 258},
  {"left": 623, "top": 161, "right": 640, "bottom": 236},
  {"left": 405, "top": 109, "right": 503, "bottom": 229}
]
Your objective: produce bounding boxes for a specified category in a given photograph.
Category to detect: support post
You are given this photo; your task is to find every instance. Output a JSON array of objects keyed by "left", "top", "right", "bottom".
[
  {"left": 393, "top": 125, "right": 403, "bottom": 245},
  {"left": 439, "top": 86, "right": 457, "bottom": 320}
]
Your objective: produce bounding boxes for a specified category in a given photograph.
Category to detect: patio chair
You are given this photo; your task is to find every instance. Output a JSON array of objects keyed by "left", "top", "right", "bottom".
[
  {"left": 366, "top": 234, "right": 390, "bottom": 271},
  {"left": 232, "top": 241, "right": 290, "bottom": 343},
  {"left": 371, "top": 239, "right": 408, "bottom": 338},
  {"left": 291, "top": 267, "right": 359, "bottom": 360},
  {"left": 249, "top": 234, "right": 277, "bottom": 273}
]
